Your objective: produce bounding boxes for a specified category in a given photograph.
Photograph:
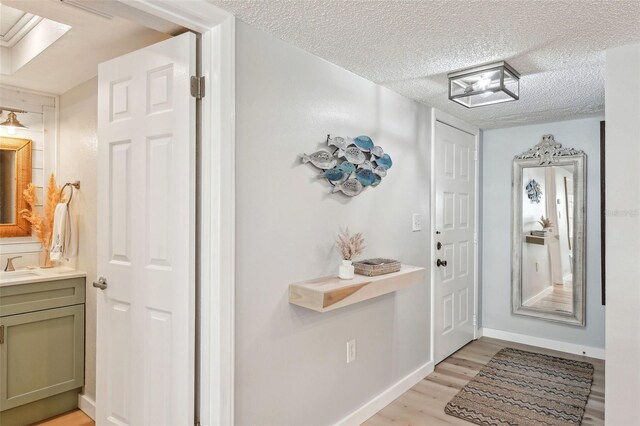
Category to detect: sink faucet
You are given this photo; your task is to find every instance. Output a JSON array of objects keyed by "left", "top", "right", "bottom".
[{"left": 4, "top": 256, "right": 22, "bottom": 272}]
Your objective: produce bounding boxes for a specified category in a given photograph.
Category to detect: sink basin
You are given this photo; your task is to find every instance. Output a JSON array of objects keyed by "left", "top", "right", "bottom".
[
  {"left": 0, "top": 269, "right": 40, "bottom": 278},
  {"left": 0, "top": 269, "right": 41, "bottom": 284},
  {"left": 0, "top": 267, "right": 85, "bottom": 286}
]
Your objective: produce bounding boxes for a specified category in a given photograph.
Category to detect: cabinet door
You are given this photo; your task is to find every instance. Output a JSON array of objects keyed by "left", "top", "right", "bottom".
[{"left": 0, "top": 305, "right": 84, "bottom": 411}]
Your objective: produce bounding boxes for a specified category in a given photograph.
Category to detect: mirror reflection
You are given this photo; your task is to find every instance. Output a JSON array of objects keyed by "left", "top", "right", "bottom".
[
  {"left": 512, "top": 134, "right": 585, "bottom": 326},
  {"left": 521, "top": 165, "right": 574, "bottom": 314},
  {"left": 0, "top": 136, "right": 32, "bottom": 237},
  {"left": 0, "top": 149, "right": 16, "bottom": 223}
]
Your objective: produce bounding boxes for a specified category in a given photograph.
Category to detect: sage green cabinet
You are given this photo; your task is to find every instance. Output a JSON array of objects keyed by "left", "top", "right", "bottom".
[{"left": 0, "top": 277, "right": 85, "bottom": 423}]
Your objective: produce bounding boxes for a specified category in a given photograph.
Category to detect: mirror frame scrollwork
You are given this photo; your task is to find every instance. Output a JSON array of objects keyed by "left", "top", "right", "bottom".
[
  {"left": 0, "top": 136, "right": 32, "bottom": 238},
  {"left": 511, "top": 135, "right": 586, "bottom": 326}
]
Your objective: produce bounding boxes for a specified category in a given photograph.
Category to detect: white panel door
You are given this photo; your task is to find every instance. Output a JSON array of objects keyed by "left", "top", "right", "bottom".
[
  {"left": 434, "top": 121, "right": 476, "bottom": 363},
  {"left": 96, "top": 33, "right": 196, "bottom": 426}
]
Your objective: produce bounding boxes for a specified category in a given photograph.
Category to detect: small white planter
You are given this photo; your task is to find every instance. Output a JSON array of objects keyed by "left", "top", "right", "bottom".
[{"left": 338, "top": 259, "right": 355, "bottom": 280}]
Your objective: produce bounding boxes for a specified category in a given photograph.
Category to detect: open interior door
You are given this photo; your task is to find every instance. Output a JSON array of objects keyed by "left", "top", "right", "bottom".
[{"left": 95, "top": 32, "right": 196, "bottom": 425}]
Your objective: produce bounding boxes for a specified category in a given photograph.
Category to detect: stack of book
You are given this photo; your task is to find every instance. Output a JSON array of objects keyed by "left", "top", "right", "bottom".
[{"left": 530, "top": 230, "right": 548, "bottom": 237}]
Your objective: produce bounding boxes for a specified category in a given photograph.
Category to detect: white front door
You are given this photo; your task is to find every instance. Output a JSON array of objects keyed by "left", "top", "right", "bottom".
[
  {"left": 95, "top": 33, "right": 196, "bottom": 425},
  {"left": 434, "top": 120, "right": 476, "bottom": 363}
]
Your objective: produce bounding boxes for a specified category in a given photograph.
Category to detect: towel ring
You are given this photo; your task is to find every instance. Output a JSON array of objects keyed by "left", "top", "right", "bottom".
[{"left": 60, "top": 181, "right": 81, "bottom": 206}]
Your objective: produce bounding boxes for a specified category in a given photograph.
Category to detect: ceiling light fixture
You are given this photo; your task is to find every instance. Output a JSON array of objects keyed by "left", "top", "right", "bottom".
[
  {"left": 0, "top": 108, "right": 28, "bottom": 135},
  {"left": 448, "top": 61, "right": 520, "bottom": 108}
]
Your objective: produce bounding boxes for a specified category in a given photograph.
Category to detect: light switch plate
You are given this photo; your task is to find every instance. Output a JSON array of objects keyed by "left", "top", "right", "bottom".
[{"left": 412, "top": 213, "right": 422, "bottom": 232}]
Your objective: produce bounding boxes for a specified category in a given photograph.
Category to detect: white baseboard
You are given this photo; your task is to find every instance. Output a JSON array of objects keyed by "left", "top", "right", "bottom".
[
  {"left": 78, "top": 393, "right": 96, "bottom": 421},
  {"left": 480, "top": 328, "right": 605, "bottom": 360},
  {"left": 335, "top": 360, "right": 434, "bottom": 426}
]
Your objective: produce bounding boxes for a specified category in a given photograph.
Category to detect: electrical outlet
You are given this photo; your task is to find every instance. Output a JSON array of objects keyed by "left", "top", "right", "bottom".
[
  {"left": 412, "top": 213, "right": 422, "bottom": 232},
  {"left": 346, "top": 339, "right": 356, "bottom": 363}
]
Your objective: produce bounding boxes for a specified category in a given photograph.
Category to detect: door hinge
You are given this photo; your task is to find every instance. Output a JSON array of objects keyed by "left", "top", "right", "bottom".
[
  {"left": 473, "top": 233, "right": 478, "bottom": 244},
  {"left": 473, "top": 315, "right": 477, "bottom": 326},
  {"left": 191, "top": 76, "right": 205, "bottom": 99},
  {"left": 474, "top": 150, "right": 478, "bottom": 161},
  {"left": 0, "top": 325, "right": 4, "bottom": 344}
]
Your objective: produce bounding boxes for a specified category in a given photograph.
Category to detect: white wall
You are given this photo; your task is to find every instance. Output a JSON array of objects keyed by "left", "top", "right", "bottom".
[
  {"left": 605, "top": 43, "right": 640, "bottom": 425},
  {"left": 235, "top": 21, "right": 432, "bottom": 425},
  {"left": 481, "top": 117, "right": 604, "bottom": 350},
  {"left": 58, "top": 78, "right": 98, "bottom": 401}
]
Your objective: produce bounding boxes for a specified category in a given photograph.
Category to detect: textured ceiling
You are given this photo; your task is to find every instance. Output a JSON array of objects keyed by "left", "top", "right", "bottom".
[{"left": 210, "top": 0, "right": 640, "bottom": 129}]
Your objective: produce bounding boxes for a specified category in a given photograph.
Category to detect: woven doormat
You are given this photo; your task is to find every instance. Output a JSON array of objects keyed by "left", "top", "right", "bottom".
[{"left": 444, "top": 347, "right": 594, "bottom": 426}]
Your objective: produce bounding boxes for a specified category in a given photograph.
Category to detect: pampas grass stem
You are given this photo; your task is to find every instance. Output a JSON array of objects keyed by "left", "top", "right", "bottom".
[
  {"left": 20, "top": 174, "right": 61, "bottom": 249},
  {"left": 336, "top": 227, "right": 365, "bottom": 261}
]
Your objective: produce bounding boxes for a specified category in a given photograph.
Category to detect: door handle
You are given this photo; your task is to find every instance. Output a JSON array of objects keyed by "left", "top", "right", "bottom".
[
  {"left": 436, "top": 259, "right": 447, "bottom": 267},
  {"left": 93, "top": 277, "right": 108, "bottom": 290}
]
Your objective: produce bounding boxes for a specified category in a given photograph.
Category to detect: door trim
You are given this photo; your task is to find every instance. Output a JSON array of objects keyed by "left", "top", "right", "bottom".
[
  {"left": 100, "top": 2, "right": 236, "bottom": 425},
  {"left": 429, "top": 108, "right": 480, "bottom": 364}
]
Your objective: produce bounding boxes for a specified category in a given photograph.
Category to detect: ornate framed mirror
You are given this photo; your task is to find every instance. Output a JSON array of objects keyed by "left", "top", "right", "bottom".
[
  {"left": 512, "top": 135, "right": 586, "bottom": 326},
  {"left": 0, "top": 136, "right": 32, "bottom": 237}
]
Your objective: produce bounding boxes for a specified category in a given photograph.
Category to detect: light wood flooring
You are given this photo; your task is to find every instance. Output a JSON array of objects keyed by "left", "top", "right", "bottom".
[
  {"left": 33, "top": 409, "right": 94, "bottom": 426},
  {"left": 364, "top": 337, "right": 604, "bottom": 426},
  {"left": 32, "top": 338, "right": 604, "bottom": 426},
  {"left": 525, "top": 283, "right": 573, "bottom": 313}
]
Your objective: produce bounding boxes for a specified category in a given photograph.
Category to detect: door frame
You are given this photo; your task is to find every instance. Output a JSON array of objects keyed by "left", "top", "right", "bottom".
[
  {"left": 100, "top": 2, "right": 236, "bottom": 425},
  {"left": 429, "top": 108, "right": 480, "bottom": 364}
]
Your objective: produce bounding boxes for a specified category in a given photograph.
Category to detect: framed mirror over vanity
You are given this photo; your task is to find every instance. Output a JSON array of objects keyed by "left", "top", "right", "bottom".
[
  {"left": 512, "top": 135, "right": 586, "bottom": 326},
  {"left": 0, "top": 137, "right": 32, "bottom": 237}
]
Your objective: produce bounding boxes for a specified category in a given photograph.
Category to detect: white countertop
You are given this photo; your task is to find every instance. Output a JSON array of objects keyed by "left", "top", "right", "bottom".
[{"left": 0, "top": 267, "right": 87, "bottom": 287}]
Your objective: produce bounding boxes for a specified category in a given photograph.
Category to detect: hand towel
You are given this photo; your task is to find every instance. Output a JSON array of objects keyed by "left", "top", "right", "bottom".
[{"left": 50, "top": 203, "right": 78, "bottom": 261}]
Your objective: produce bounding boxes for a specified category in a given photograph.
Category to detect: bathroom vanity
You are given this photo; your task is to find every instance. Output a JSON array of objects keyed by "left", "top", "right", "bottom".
[{"left": 0, "top": 269, "right": 86, "bottom": 425}]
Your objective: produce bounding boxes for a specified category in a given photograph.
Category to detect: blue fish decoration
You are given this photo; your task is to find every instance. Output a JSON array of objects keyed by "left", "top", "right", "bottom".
[
  {"left": 353, "top": 136, "right": 374, "bottom": 152},
  {"left": 355, "top": 169, "right": 377, "bottom": 186},
  {"left": 337, "top": 161, "right": 356, "bottom": 175},
  {"left": 375, "top": 154, "right": 393, "bottom": 169},
  {"left": 319, "top": 168, "right": 344, "bottom": 182}
]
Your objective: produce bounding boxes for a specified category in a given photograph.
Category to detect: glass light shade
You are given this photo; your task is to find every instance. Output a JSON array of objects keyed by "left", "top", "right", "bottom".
[{"left": 448, "top": 61, "right": 520, "bottom": 108}]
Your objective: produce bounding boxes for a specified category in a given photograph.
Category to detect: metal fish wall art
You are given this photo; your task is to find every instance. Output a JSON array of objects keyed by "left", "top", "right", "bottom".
[
  {"left": 353, "top": 136, "right": 374, "bottom": 152},
  {"left": 355, "top": 169, "right": 377, "bottom": 186},
  {"left": 300, "top": 150, "right": 338, "bottom": 169},
  {"left": 328, "top": 136, "right": 352, "bottom": 151},
  {"left": 300, "top": 134, "right": 393, "bottom": 197},
  {"left": 331, "top": 178, "right": 364, "bottom": 196},
  {"left": 339, "top": 147, "right": 367, "bottom": 165},
  {"left": 374, "top": 153, "right": 393, "bottom": 169},
  {"left": 319, "top": 168, "right": 344, "bottom": 182},
  {"left": 337, "top": 161, "right": 356, "bottom": 175},
  {"left": 359, "top": 160, "right": 374, "bottom": 171}
]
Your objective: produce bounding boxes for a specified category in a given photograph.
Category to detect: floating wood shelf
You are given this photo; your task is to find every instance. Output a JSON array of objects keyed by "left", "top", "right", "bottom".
[
  {"left": 525, "top": 235, "right": 558, "bottom": 246},
  {"left": 289, "top": 265, "right": 425, "bottom": 312}
]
